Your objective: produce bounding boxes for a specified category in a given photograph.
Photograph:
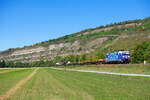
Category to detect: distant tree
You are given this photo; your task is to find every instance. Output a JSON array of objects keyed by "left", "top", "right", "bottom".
[
  {"left": 15, "top": 62, "right": 24, "bottom": 68},
  {"left": 95, "top": 52, "right": 105, "bottom": 59},
  {"left": 6, "top": 61, "right": 14, "bottom": 67},
  {"left": 64, "top": 54, "right": 76, "bottom": 63},
  {"left": 75, "top": 55, "right": 79, "bottom": 63},
  {"left": 144, "top": 45, "right": 150, "bottom": 63},
  {"left": 80, "top": 54, "right": 87, "bottom": 62},
  {"left": 55, "top": 56, "right": 63, "bottom": 62},
  {"left": 0, "top": 60, "right": 5, "bottom": 68},
  {"left": 44, "top": 60, "right": 53, "bottom": 67},
  {"left": 132, "top": 42, "right": 150, "bottom": 63}
]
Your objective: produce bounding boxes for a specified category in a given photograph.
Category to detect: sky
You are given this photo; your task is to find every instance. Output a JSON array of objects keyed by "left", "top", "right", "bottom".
[{"left": 0, "top": 0, "right": 150, "bottom": 51}]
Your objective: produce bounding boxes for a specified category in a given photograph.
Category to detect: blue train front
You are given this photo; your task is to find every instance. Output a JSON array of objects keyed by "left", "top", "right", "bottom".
[{"left": 106, "top": 51, "right": 130, "bottom": 64}]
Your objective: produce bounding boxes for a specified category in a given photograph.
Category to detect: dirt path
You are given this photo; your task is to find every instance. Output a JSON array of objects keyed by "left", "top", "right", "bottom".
[
  {"left": 0, "top": 68, "right": 39, "bottom": 100},
  {"left": 51, "top": 67, "right": 150, "bottom": 77}
]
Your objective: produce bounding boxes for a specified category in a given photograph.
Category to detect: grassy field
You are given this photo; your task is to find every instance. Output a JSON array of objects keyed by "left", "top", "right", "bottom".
[
  {"left": 0, "top": 69, "right": 34, "bottom": 96},
  {"left": 0, "top": 69, "right": 9, "bottom": 72},
  {"left": 0, "top": 68, "right": 26, "bottom": 73},
  {"left": 0, "top": 69, "right": 16, "bottom": 72},
  {"left": 61, "top": 64, "right": 150, "bottom": 74},
  {"left": 0, "top": 67, "right": 150, "bottom": 100}
]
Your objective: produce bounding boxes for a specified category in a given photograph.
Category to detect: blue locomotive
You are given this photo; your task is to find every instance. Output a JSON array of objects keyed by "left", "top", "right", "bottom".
[{"left": 106, "top": 51, "right": 130, "bottom": 64}]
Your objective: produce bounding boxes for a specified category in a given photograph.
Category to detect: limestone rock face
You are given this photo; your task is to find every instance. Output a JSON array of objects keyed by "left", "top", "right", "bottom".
[{"left": 11, "top": 47, "right": 46, "bottom": 56}]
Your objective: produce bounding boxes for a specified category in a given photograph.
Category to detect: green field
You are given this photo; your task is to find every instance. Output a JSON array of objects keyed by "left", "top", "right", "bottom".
[
  {"left": 0, "top": 69, "right": 9, "bottom": 72},
  {"left": 0, "top": 69, "right": 34, "bottom": 96},
  {"left": 0, "top": 67, "right": 150, "bottom": 100},
  {"left": 0, "top": 68, "right": 24, "bottom": 73},
  {"left": 0, "top": 69, "right": 15, "bottom": 72}
]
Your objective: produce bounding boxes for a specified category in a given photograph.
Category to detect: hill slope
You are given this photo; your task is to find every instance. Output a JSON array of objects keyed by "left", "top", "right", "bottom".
[{"left": 0, "top": 17, "right": 150, "bottom": 62}]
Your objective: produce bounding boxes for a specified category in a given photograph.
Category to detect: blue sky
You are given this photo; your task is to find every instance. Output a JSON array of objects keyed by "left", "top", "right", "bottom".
[{"left": 0, "top": 0, "right": 150, "bottom": 51}]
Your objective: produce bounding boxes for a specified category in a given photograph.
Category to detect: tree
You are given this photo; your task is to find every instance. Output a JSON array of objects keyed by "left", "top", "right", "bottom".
[
  {"left": 55, "top": 56, "right": 63, "bottom": 62},
  {"left": 144, "top": 45, "right": 150, "bottom": 63},
  {"left": 64, "top": 54, "right": 76, "bottom": 63},
  {"left": 79, "top": 54, "right": 87, "bottom": 62},
  {"left": 94, "top": 52, "right": 105, "bottom": 60},
  {"left": 132, "top": 42, "right": 150, "bottom": 63},
  {"left": 0, "top": 60, "right": 5, "bottom": 68},
  {"left": 75, "top": 55, "right": 79, "bottom": 63},
  {"left": 6, "top": 61, "right": 14, "bottom": 67}
]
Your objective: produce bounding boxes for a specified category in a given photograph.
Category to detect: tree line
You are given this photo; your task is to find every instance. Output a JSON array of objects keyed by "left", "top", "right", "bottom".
[
  {"left": 0, "top": 41, "right": 149, "bottom": 68},
  {"left": 0, "top": 60, "right": 54, "bottom": 68}
]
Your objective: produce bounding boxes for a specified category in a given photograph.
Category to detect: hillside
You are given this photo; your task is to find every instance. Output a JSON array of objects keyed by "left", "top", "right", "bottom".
[{"left": 0, "top": 17, "right": 150, "bottom": 63}]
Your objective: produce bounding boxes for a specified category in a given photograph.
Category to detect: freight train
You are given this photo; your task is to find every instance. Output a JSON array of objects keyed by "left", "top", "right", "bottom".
[{"left": 56, "top": 51, "right": 131, "bottom": 66}]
